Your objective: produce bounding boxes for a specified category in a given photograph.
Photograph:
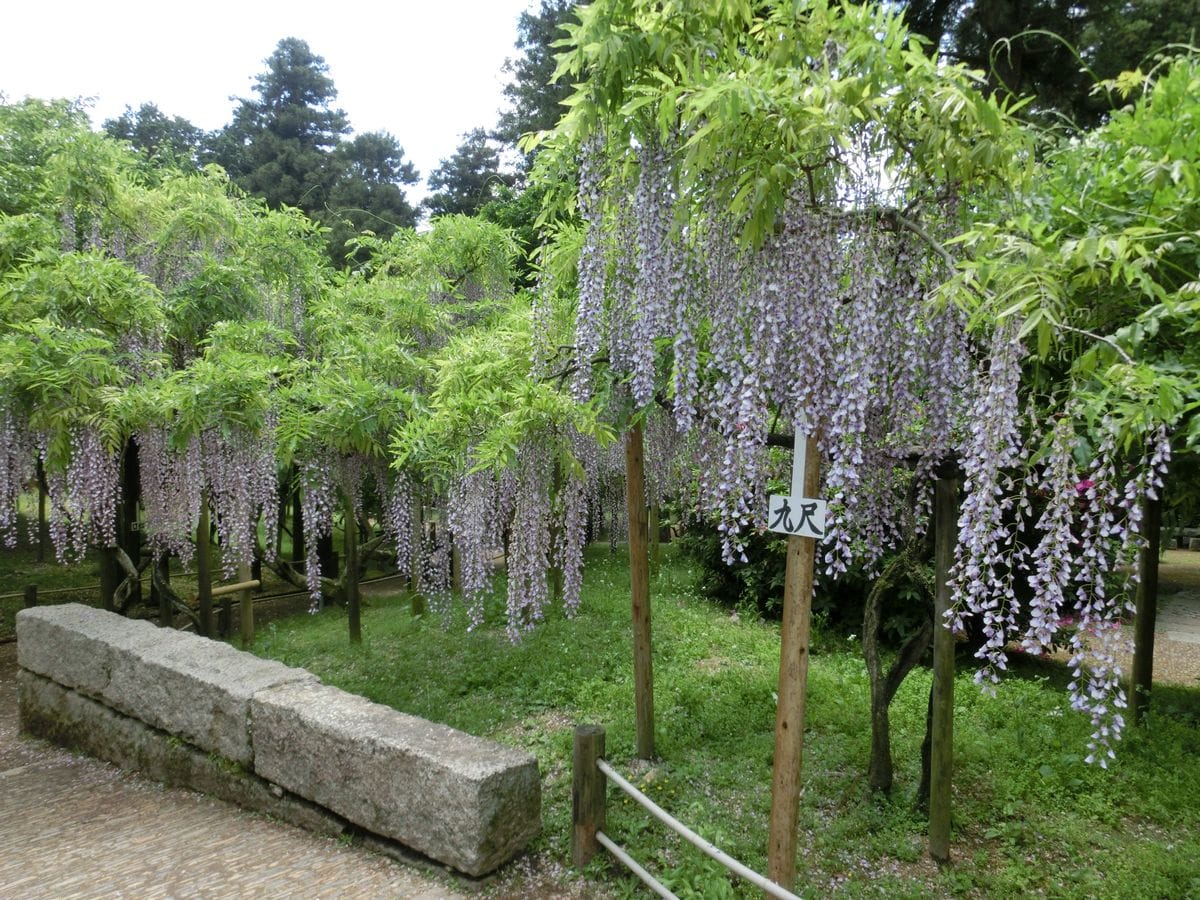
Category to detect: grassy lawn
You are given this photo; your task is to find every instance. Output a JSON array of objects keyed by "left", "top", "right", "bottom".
[{"left": 241, "top": 544, "right": 1200, "bottom": 899}]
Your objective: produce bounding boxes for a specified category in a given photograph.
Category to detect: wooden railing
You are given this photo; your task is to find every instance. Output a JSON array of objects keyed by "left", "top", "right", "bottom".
[{"left": 571, "top": 724, "right": 801, "bottom": 900}]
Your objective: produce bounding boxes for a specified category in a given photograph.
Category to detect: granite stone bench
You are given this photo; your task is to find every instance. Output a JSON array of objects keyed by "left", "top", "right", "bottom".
[{"left": 16, "top": 604, "right": 540, "bottom": 877}]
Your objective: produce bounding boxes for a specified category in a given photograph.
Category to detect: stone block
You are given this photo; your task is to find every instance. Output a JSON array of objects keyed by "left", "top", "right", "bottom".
[
  {"left": 252, "top": 681, "right": 540, "bottom": 876},
  {"left": 16, "top": 604, "right": 316, "bottom": 765},
  {"left": 18, "top": 671, "right": 346, "bottom": 837},
  {"left": 16, "top": 603, "right": 173, "bottom": 696}
]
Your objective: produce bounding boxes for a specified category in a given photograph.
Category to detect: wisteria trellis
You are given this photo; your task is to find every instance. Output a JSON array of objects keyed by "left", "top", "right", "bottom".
[{"left": 564, "top": 133, "right": 1171, "bottom": 758}]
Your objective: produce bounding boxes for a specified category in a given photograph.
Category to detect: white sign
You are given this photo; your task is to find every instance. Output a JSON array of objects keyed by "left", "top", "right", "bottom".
[{"left": 767, "top": 423, "right": 826, "bottom": 539}]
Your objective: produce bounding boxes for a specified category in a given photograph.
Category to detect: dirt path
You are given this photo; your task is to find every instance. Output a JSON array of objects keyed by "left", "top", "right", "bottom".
[
  {"left": 0, "top": 642, "right": 465, "bottom": 899},
  {"left": 1135, "top": 549, "right": 1200, "bottom": 686}
]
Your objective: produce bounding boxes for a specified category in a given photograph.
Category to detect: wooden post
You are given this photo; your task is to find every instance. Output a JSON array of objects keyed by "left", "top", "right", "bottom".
[
  {"left": 196, "top": 493, "right": 213, "bottom": 638},
  {"left": 571, "top": 724, "right": 607, "bottom": 868},
  {"left": 1132, "top": 492, "right": 1162, "bottom": 724},
  {"left": 24, "top": 584, "right": 37, "bottom": 609},
  {"left": 238, "top": 558, "right": 254, "bottom": 647},
  {"left": 929, "top": 475, "right": 959, "bottom": 864},
  {"left": 410, "top": 507, "right": 425, "bottom": 616},
  {"left": 625, "top": 422, "right": 655, "bottom": 760},
  {"left": 345, "top": 497, "right": 362, "bottom": 644},
  {"left": 766, "top": 432, "right": 821, "bottom": 891}
]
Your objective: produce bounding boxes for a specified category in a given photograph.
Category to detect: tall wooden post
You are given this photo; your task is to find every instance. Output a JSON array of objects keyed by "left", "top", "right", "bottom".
[
  {"left": 196, "top": 493, "right": 213, "bottom": 637},
  {"left": 571, "top": 724, "right": 607, "bottom": 868},
  {"left": 1132, "top": 492, "right": 1162, "bottom": 723},
  {"left": 625, "top": 422, "right": 655, "bottom": 760},
  {"left": 345, "top": 497, "right": 362, "bottom": 644},
  {"left": 24, "top": 584, "right": 37, "bottom": 609},
  {"left": 766, "top": 432, "right": 820, "bottom": 891},
  {"left": 929, "top": 475, "right": 959, "bottom": 864}
]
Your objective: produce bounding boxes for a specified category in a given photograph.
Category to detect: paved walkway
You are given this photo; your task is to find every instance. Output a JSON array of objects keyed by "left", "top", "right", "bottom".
[{"left": 0, "top": 642, "right": 465, "bottom": 900}]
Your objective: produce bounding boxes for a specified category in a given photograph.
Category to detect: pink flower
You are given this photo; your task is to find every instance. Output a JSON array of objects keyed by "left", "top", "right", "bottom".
[{"left": 1075, "top": 479, "right": 1095, "bottom": 492}]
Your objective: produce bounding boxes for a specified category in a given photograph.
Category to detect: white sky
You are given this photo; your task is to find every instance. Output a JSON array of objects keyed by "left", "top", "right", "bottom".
[{"left": 1, "top": 1, "right": 540, "bottom": 199}]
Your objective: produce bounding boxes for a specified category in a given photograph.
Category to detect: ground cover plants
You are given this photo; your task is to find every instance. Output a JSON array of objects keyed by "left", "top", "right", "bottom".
[{"left": 248, "top": 544, "right": 1200, "bottom": 899}]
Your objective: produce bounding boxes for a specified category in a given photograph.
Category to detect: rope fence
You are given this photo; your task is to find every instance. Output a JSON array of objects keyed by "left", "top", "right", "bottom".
[{"left": 572, "top": 724, "right": 801, "bottom": 900}]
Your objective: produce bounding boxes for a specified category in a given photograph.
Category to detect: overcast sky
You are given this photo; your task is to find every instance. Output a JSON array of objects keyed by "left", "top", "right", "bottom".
[{"left": 1, "top": 1, "right": 540, "bottom": 197}]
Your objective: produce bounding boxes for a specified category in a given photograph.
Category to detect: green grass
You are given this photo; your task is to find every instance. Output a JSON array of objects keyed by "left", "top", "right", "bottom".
[{"left": 244, "top": 544, "right": 1200, "bottom": 899}]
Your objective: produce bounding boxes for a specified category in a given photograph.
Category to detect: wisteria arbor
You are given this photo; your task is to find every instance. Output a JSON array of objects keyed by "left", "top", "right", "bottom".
[
  {"left": 390, "top": 223, "right": 615, "bottom": 639},
  {"left": 527, "top": 0, "right": 1176, "bottom": 881}
]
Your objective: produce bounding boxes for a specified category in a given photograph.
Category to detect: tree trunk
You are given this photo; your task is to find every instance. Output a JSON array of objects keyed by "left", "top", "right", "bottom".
[
  {"left": 292, "top": 475, "right": 305, "bottom": 564},
  {"left": 863, "top": 547, "right": 933, "bottom": 795},
  {"left": 410, "top": 506, "right": 425, "bottom": 616},
  {"left": 275, "top": 465, "right": 292, "bottom": 559},
  {"left": 928, "top": 476, "right": 960, "bottom": 864},
  {"left": 648, "top": 504, "right": 661, "bottom": 572},
  {"left": 238, "top": 558, "right": 254, "bottom": 647},
  {"left": 119, "top": 439, "right": 142, "bottom": 609},
  {"left": 152, "top": 552, "right": 172, "bottom": 628},
  {"left": 36, "top": 459, "right": 48, "bottom": 563},
  {"left": 917, "top": 682, "right": 935, "bottom": 814},
  {"left": 99, "top": 547, "right": 121, "bottom": 612},
  {"left": 345, "top": 496, "right": 362, "bottom": 644},
  {"left": 196, "top": 492, "right": 213, "bottom": 637},
  {"left": 1132, "top": 491, "right": 1162, "bottom": 723},
  {"left": 317, "top": 533, "right": 337, "bottom": 580}
]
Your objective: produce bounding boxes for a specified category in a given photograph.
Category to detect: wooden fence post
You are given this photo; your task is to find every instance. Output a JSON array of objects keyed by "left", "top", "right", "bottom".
[
  {"left": 929, "top": 475, "right": 959, "bottom": 864},
  {"left": 625, "top": 422, "right": 655, "bottom": 760},
  {"left": 24, "top": 584, "right": 37, "bottom": 609},
  {"left": 572, "top": 724, "right": 607, "bottom": 868},
  {"left": 1132, "top": 491, "right": 1162, "bottom": 723}
]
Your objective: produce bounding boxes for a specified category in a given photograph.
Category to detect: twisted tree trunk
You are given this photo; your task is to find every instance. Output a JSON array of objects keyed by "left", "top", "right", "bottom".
[{"left": 863, "top": 544, "right": 934, "bottom": 795}]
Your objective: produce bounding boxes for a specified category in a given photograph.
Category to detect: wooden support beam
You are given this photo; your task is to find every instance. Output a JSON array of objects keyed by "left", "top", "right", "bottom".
[{"left": 625, "top": 422, "right": 655, "bottom": 760}]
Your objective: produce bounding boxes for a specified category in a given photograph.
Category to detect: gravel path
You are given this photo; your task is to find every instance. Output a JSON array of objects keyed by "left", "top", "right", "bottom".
[
  {"left": 0, "top": 642, "right": 465, "bottom": 900},
  {"left": 1134, "top": 550, "right": 1200, "bottom": 687}
]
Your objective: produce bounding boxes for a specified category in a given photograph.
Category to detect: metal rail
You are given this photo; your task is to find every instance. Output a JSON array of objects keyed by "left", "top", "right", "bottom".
[
  {"left": 597, "top": 758, "right": 802, "bottom": 900},
  {"left": 595, "top": 831, "right": 678, "bottom": 900}
]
